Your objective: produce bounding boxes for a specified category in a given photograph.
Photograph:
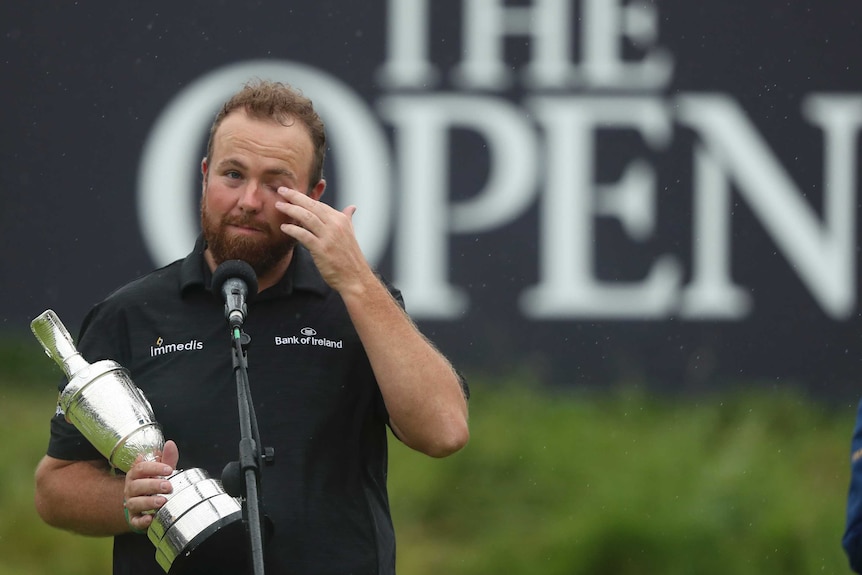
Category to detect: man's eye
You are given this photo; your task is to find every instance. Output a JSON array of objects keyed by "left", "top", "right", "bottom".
[{"left": 225, "top": 170, "right": 242, "bottom": 179}]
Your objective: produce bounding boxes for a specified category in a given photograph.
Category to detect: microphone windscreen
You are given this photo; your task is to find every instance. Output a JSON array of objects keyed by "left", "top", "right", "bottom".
[{"left": 211, "top": 260, "right": 259, "bottom": 301}]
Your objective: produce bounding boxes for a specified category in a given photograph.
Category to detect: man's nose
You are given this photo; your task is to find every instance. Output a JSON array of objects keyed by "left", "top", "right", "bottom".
[{"left": 238, "top": 181, "right": 265, "bottom": 212}]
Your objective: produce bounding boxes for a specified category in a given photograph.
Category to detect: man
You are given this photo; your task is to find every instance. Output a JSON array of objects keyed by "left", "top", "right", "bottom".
[
  {"left": 34, "top": 79, "right": 470, "bottom": 574},
  {"left": 844, "top": 398, "right": 862, "bottom": 573}
]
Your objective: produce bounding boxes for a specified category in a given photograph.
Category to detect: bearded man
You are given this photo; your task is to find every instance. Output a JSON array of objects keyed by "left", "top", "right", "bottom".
[{"left": 34, "top": 79, "right": 470, "bottom": 575}]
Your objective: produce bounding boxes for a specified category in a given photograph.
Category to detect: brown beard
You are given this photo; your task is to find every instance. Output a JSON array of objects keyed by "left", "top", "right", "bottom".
[{"left": 201, "top": 201, "right": 296, "bottom": 278}]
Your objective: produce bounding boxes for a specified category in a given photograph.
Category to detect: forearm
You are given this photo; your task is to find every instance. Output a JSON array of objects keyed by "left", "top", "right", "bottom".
[
  {"left": 34, "top": 456, "right": 128, "bottom": 536},
  {"left": 340, "top": 271, "right": 469, "bottom": 457},
  {"left": 273, "top": 189, "right": 469, "bottom": 454}
]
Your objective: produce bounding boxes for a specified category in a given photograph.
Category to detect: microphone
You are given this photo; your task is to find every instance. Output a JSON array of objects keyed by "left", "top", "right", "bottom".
[{"left": 211, "top": 260, "right": 259, "bottom": 328}]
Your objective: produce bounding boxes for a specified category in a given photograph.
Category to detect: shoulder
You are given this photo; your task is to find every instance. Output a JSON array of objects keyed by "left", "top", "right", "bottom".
[
  {"left": 79, "top": 260, "right": 187, "bottom": 338},
  {"left": 100, "top": 259, "right": 189, "bottom": 308}
]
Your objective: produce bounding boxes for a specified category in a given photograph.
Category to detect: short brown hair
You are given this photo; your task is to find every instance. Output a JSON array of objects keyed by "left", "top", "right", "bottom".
[{"left": 205, "top": 79, "right": 327, "bottom": 188}]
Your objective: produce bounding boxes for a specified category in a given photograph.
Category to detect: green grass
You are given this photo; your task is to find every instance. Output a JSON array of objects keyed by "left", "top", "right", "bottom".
[
  {"left": 0, "top": 389, "right": 112, "bottom": 575},
  {"left": 0, "top": 340, "right": 856, "bottom": 574},
  {"left": 387, "top": 381, "right": 855, "bottom": 575}
]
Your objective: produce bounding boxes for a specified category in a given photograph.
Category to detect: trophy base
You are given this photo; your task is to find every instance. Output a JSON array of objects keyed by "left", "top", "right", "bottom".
[
  {"left": 147, "top": 469, "right": 247, "bottom": 574},
  {"left": 156, "top": 506, "right": 246, "bottom": 574}
]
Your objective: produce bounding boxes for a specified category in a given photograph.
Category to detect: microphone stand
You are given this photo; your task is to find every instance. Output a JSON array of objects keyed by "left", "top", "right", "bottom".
[{"left": 226, "top": 323, "right": 268, "bottom": 575}]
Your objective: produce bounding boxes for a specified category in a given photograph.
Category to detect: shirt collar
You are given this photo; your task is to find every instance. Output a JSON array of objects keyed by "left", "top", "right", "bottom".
[{"left": 179, "top": 235, "right": 329, "bottom": 299}]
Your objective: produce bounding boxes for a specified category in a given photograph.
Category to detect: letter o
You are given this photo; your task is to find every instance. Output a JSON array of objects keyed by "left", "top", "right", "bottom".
[{"left": 137, "top": 59, "right": 392, "bottom": 266}]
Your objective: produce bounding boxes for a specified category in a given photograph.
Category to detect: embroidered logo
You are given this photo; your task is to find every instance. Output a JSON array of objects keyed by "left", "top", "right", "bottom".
[
  {"left": 150, "top": 336, "right": 204, "bottom": 357},
  {"left": 275, "top": 327, "right": 343, "bottom": 349}
]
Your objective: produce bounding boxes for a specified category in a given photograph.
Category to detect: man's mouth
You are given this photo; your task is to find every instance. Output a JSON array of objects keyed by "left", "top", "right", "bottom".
[{"left": 226, "top": 220, "right": 268, "bottom": 234}]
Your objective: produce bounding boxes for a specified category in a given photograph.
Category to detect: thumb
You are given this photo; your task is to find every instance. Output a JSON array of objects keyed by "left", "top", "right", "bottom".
[
  {"left": 343, "top": 205, "right": 357, "bottom": 219},
  {"left": 160, "top": 439, "right": 180, "bottom": 470}
]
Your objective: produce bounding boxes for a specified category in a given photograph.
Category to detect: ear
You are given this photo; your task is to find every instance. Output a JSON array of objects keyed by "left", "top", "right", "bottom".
[
  {"left": 310, "top": 179, "right": 326, "bottom": 201},
  {"left": 200, "top": 157, "right": 209, "bottom": 193}
]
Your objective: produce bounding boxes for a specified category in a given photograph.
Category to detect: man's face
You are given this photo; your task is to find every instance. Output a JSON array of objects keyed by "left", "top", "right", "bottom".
[{"left": 200, "top": 110, "right": 322, "bottom": 277}]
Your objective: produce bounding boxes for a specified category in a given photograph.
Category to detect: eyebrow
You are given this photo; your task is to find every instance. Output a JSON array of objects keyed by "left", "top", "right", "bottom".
[{"left": 217, "top": 158, "right": 296, "bottom": 179}]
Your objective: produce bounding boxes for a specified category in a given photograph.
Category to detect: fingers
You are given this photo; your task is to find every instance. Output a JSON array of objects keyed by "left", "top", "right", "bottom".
[
  {"left": 275, "top": 187, "right": 367, "bottom": 292},
  {"left": 126, "top": 468, "right": 172, "bottom": 499},
  {"left": 276, "top": 188, "right": 322, "bottom": 228},
  {"left": 124, "top": 498, "right": 148, "bottom": 533},
  {"left": 276, "top": 186, "right": 339, "bottom": 219},
  {"left": 123, "top": 479, "right": 171, "bottom": 532},
  {"left": 126, "top": 458, "right": 173, "bottom": 485},
  {"left": 161, "top": 440, "right": 179, "bottom": 469},
  {"left": 123, "top": 454, "right": 175, "bottom": 530},
  {"left": 276, "top": 186, "right": 312, "bottom": 206},
  {"left": 278, "top": 187, "right": 355, "bottom": 223},
  {"left": 275, "top": 187, "right": 354, "bottom": 243},
  {"left": 124, "top": 493, "right": 166, "bottom": 532}
]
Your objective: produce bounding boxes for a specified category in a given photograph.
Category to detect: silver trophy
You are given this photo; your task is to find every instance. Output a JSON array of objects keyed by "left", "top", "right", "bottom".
[{"left": 31, "top": 310, "right": 246, "bottom": 574}]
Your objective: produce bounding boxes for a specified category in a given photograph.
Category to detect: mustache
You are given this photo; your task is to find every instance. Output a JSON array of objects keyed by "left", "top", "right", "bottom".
[{"left": 222, "top": 215, "right": 272, "bottom": 234}]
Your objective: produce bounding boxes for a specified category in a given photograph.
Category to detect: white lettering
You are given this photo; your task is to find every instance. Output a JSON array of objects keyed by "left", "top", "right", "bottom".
[
  {"left": 521, "top": 96, "right": 681, "bottom": 318},
  {"left": 578, "top": 0, "right": 673, "bottom": 89},
  {"left": 379, "top": 94, "right": 539, "bottom": 317},
  {"left": 136, "top": 0, "right": 861, "bottom": 323},
  {"left": 276, "top": 335, "right": 343, "bottom": 348},
  {"left": 449, "top": 0, "right": 673, "bottom": 90},
  {"left": 376, "top": 0, "right": 439, "bottom": 89},
  {"left": 676, "top": 94, "right": 862, "bottom": 319},
  {"left": 801, "top": 95, "right": 862, "bottom": 318},
  {"left": 681, "top": 142, "right": 752, "bottom": 318},
  {"left": 452, "top": 0, "right": 571, "bottom": 89},
  {"left": 150, "top": 340, "right": 203, "bottom": 357}
]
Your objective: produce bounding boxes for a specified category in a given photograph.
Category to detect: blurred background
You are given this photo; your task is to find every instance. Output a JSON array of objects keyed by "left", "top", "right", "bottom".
[{"left": 1, "top": 1, "right": 861, "bottom": 573}]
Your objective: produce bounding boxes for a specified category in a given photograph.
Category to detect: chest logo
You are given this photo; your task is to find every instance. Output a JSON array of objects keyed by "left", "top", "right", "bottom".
[
  {"left": 275, "top": 327, "right": 343, "bottom": 349},
  {"left": 150, "top": 336, "right": 204, "bottom": 357}
]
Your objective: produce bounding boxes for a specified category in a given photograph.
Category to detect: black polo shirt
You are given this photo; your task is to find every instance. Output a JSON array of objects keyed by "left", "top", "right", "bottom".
[{"left": 48, "top": 237, "right": 398, "bottom": 575}]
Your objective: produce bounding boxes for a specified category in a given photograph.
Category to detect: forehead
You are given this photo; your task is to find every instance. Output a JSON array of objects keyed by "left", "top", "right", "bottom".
[{"left": 211, "top": 110, "right": 314, "bottom": 173}]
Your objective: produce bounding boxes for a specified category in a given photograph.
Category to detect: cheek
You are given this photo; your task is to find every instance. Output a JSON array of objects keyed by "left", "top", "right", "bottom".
[{"left": 204, "top": 184, "right": 237, "bottom": 213}]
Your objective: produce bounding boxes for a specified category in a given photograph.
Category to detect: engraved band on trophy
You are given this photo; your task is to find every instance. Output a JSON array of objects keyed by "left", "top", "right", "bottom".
[{"left": 31, "top": 310, "right": 246, "bottom": 574}]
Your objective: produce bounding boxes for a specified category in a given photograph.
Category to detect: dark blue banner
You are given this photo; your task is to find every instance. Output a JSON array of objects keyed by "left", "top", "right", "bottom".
[{"left": 3, "top": 1, "right": 861, "bottom": 395}]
